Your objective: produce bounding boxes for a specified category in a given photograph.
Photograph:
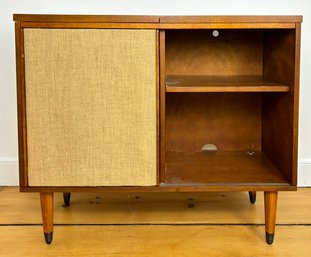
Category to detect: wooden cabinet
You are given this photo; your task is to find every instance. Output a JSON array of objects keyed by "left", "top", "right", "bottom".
[{"left": 14, "top": 14, "right": 302, "bottom": 245}]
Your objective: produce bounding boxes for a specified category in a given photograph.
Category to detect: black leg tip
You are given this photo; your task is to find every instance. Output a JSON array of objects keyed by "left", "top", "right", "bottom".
[
  {"left": 63, "top": 193, "right": 71, "bottom": 207},
  {"left": 248, "top": 192, "right": 256, "bottom": 204},
  {"left": 44, "top": 232, "right": 53, "bottom": 244},
  {"left": 266, "top": 232, "right": 274, "bottom": 245}
]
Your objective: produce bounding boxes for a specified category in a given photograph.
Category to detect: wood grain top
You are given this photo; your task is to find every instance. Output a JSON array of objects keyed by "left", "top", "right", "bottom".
[
  {"left": 13, "top": 14, "right": 160, "bottom": 23},
  {"left": 160, "top": 15, "right": 302, "bottom": 23},
  {"left": 13, "top": 14, "right": 302, "bottom": 23}
]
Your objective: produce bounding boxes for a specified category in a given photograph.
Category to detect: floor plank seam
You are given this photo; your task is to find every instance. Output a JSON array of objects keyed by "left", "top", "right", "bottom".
[{"left": 0, "top": 223, "right": 310, "bottom": 227}]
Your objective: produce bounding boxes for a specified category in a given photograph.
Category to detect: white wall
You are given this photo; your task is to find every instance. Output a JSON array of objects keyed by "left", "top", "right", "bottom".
[{"left": 0, "top": 0, "right": 310, "bottom": 186}]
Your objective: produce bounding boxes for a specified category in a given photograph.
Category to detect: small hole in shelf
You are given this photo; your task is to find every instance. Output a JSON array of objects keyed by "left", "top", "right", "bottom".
[
  {"left": 201, "top": 144, "right": 218, "bottom": 152},
  {"left": 246, "top": 150, "right": 255, "bottom": 156},
  {"left": 212, "top": 30, "right": 220, "bottom": 38}
]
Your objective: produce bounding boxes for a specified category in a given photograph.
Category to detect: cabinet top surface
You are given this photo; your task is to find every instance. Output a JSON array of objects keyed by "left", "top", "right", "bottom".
[{"left": 13, "top": 14, "right": 302, "bottom": 23}]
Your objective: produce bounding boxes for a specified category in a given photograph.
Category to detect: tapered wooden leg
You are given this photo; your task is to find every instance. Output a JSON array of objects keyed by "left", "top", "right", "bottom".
[
  {"left": 264, "top": 191, "right": 278, "bottom": 245},
  {"left": 40, "top": 192, "right": 54, "bottom": 244},
  {"left": 248, "top": 191, "right": 256, "bottom": 204},
  {"left": 63, "top": 192, "right": 71, "bottom": 207}
]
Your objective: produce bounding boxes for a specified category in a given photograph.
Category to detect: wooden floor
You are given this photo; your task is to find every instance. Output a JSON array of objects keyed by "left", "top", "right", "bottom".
[{"left": 0, "top": 187, "right": 310, "bottom": 256}]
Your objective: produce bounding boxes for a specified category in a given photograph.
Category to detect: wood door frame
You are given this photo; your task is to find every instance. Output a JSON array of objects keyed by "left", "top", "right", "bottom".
[{"left": 16, "top": 22, "right": 160, "bottom": 190}]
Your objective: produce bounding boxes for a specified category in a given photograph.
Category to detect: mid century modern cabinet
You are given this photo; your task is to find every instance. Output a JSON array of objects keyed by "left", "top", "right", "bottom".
[{"left": 13, "top": 14, "right": 302, "bottom": 245}]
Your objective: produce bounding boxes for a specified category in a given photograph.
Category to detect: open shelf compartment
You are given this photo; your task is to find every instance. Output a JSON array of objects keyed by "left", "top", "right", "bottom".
[
  {"left": 162, "top": 92, "right": 294, "bottom": 187},
  {"left": 160, "top": 28, "right": 297, "bottom": 188},
  {"left": 165, "top": 29, "right": 296, "bottom": 93}
]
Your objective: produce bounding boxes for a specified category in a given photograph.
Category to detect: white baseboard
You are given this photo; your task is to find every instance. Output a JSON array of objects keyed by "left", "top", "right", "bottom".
[
  {"left": 0, "top": 157, "right": 311, "bottom": 186},
  {"left": 298, "top": 159, "right": 311, "bottom": 187},
  {"left": 0, "top": 158, "right": 19, "bottom": 186}
]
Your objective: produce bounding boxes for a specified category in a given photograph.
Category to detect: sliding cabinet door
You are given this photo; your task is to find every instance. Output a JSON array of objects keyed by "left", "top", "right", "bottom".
[{"left": 23, "top": 29, "right": 157, "bottom": 186}]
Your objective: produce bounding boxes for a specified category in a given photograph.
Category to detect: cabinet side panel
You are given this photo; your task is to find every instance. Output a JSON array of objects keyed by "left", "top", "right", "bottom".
[
  {"left": 15, "top": 23, "right": 28, "bottom": 187},
  {"left": 24, "top": 29, "right": 157, "bottom": 186},
  {"left": 262, "top": 29, "right": 298, "bottom": 184}
]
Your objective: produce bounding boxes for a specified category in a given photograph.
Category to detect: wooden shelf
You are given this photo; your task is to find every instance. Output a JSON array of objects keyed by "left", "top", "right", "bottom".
[
  {"left": 162, "top": 151, "right": 290, "bottom": 186},
  {"left": 166, "top": 75, "right": 290, "bottom": 93}
]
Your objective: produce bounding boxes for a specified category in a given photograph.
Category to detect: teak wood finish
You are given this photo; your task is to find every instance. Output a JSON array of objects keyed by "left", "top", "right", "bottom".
[
  {"left": 40, "top": 192, "right": 54, "bottom": 244},
  {"left": 166, "top": 75, "right": 290, "bottom": 93},
  {"left": 264, "top": 191, "right": 278, "bottom": 244},
  {"left": 13, "top": 14, "right": 302, "bottom": 245}
]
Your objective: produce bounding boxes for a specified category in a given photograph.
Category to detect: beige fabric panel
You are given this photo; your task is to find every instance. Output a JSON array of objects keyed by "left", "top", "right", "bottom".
[{"left": 24, "top": 29, "right": 157, "bottom": 186}]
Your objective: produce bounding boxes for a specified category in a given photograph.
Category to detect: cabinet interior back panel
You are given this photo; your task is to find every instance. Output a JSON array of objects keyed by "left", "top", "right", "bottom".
[
  {"left": 24, "top": 29, "right": 157, "bottom": 186},
  {"left": 166, "top": 30, "right": 263, "bottom": 76},
  {"left": 166, "top": 93, "right": 262, "bottom": 152}
]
